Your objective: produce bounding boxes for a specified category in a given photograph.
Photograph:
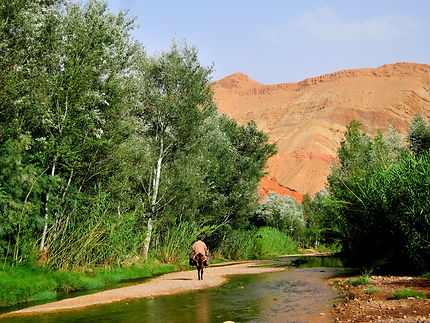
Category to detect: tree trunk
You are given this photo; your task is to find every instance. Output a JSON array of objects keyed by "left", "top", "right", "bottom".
[
  {"left": 141, "top": 217, "right": 153, "bottom": 258},
  {"left": 40, "top": 161, "right": 56, "bottom": 251},
  {"left": 141, "top": 138, "right": 163, "bottom": 259}
]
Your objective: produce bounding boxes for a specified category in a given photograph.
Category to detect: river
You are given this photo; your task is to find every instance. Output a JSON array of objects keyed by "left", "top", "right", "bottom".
[{"left": 1, "top": 257, "right": 347, "bottom": 323}]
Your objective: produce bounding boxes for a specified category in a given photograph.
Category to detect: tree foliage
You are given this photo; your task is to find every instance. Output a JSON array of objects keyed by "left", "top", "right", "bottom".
[
  {"left": 0, "top": 0, "right": 276, "bottom": 268},
  {"left": 408, "top": 114, "right": 430, "bottom": 155},
  {"left": 302, "top": 189, "right": 340, "bottom": 248}
]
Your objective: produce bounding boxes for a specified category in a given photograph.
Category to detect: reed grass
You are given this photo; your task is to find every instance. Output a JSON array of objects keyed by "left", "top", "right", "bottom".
[
  {"left": 154, "top": 222, "right": 199, "bottom": 263},
  {"left": 214, "top": 227, "right": 299, "bottom": 260},
  {"left": 253, "top": 227, "right": 298, "bottom": 259},
  {"left": 213, "top": 229, "right": 257, "bottom": 259}
]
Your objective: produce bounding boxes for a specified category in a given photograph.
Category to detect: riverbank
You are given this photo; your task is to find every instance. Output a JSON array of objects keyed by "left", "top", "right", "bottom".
[
  {"left": 0, "top": 261, "right": 177, "bottom": 309},
  {"left": 1, "top": 262, "right": 284, "bottom": 317},
  {"left": 329, "top": 274, "right": 430, "bottom": 322}
]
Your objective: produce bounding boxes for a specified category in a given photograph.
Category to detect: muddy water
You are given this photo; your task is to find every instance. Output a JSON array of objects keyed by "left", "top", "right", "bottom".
[{"left": 2, "top": 257, "right": 347, "bottom": 323}]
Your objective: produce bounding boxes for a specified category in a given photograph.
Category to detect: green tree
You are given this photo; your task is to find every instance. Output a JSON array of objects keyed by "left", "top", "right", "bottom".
[
  {"left": 302, "top": 189, "right": 340, "bottom": 248},
  {"left": 408, "top": 114, "right": 430, "bottom": 155},
  {"left": 127, "top": 43, "right": 215, "bottom": 258},
  {"left": 0, "top": 0, "right": 142, "bottom": 261},
  {"left": 0, "top": 0, "right": 279, "bottom": 268},
  {"left": 0, "top": 136, "right": 46, "bottom": 262},
  {"left": 196, "top": 116, "right": 277, "bottom": 232}
]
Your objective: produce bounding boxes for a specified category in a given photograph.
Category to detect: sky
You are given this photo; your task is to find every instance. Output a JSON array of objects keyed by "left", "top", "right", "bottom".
[{"left": 105, "top": 0, "right": 430, "bottom": 84}]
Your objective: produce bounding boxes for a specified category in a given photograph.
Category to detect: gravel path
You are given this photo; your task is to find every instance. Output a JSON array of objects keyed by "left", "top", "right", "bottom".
[{"left": 2, "top": 262, "right": 284, "bottom": 317}]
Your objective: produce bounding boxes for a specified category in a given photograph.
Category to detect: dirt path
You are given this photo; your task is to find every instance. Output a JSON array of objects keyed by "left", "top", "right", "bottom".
[{"left": 2, "top": 262, "right": 284, "bottom": 317}]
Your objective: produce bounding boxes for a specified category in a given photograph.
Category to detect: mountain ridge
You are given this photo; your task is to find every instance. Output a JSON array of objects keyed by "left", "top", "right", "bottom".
[
  {"left": 212, "top": 62, "right": 430, "bottom": 196},
  {"left": 217, "top": 62, "right": 430, "bottom": 90}
]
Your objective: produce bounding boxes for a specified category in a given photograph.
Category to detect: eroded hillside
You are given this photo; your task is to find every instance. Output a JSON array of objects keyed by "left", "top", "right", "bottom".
[{"left": 213, "top": 62, "right": 430, "bottom": 196}]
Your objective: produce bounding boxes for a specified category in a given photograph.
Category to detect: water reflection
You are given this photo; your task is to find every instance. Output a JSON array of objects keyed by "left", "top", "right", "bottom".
[{"left": 290, "top": 256, "right": 344, "bottom": 268}]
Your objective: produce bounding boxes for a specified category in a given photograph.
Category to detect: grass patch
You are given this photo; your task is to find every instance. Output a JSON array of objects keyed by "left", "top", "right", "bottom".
[
  {"left": 345, "top": 276, "right": 372, "bottom": 286},
  {"left": 210, "top": 258, "right": 232, "bottom": 264},
  {"left": 365, "top": 286, "right": 379, "bottom": 294},
  {"left": 31, "top": 290, "right": 57, "bottom": 302},
  {"left": 422, "top": 272, "right": 430, "bottom": 279},
  {"left": 388, "top": 288, "right": 427, "bottom": 300},
  {"left": 95, "top": 262, "right": 175, "bottom": 282},
  {"left": 0, "top": 261, "right": 176, "bottom": 308}
]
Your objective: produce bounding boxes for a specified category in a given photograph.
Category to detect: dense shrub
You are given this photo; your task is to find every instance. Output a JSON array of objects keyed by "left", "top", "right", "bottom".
[
  {"left": 408, "top": 114, "right": 430, "bottom": 155},
  {"left": 255, "top": 193, "right": 306, "bottom": 241}
]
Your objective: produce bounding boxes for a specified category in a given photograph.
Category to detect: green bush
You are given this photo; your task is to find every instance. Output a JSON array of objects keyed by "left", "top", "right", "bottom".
[
  {"left": 302, "top": 190, "right": 342, "bottom": 248},
  {"left": 153, "top": 222, "right": 200, "bottom": 264},
  {"left": 255, "top": 193, "right": 306, "bottom": 241}
]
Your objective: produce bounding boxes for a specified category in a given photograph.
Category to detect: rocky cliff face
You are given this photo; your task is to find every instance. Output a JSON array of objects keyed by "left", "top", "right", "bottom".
[{"left": 212, "top": 62, "right": 430, "bottom": 197}]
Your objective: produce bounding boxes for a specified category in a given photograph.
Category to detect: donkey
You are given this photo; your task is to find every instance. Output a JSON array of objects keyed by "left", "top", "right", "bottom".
[{"left": 194, "top": 253, "right": 206, "bottom": 280}]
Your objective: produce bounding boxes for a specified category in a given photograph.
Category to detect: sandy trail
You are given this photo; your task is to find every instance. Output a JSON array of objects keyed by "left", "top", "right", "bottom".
[{"left": 3, "top": 262, "right": 284, "bottom": 317}]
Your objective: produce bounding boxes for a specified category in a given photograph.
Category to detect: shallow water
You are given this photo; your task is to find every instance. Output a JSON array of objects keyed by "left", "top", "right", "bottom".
[
  {"left": 2, "top": 257, "right": 347, "bottom": 322},
  {"left": 0, "top": 274, "right": 157, "bottom": 315}
]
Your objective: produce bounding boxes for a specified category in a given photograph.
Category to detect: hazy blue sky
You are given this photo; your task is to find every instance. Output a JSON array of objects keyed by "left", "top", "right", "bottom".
[{"left": 106, "top": 0, "right": 430, "bottom": 84}]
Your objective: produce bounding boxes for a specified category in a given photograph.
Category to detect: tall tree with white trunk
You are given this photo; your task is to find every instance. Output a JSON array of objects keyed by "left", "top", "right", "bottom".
[{"left": 134, "top": 43, "right": 214, "bottom": 258}]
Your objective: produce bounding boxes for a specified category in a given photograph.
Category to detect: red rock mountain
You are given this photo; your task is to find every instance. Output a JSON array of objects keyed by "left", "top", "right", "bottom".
[{"left": 212, "top": 62, "right": 430, "bottom": 198}]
